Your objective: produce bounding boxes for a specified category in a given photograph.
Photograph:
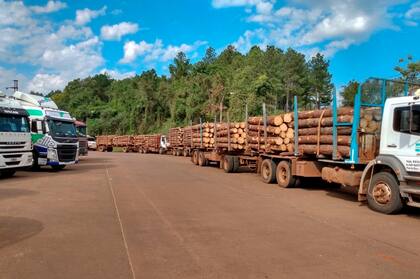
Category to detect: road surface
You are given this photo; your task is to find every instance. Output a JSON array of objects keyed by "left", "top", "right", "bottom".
[{"left": 1, "top": 152, "right": 420, "bottom": 279}]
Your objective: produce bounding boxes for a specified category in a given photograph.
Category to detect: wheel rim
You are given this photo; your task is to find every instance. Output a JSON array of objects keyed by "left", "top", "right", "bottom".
[
  {"left": 278, "top": 166, "right": 287, "bottom": 184},
  {"left": 372, "top": 181, "right": 392, "bottom": 205},
  {"left": 262, "top": 164, "right": 270, "bottom": 179}
]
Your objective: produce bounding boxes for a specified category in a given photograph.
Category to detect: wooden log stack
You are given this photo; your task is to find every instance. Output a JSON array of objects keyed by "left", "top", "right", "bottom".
[
  {"left": 112, "top": 135, "right": 134, "bottom": 147},
  {"left": 168, "top": 127, "right": 184, "bottom": 148},
  {"left": 191, "top": 122, "right": 215, "bottom": 149},
  {"left": 182, "top": 126, "right": 192, "bottom": 148},
  {"left": 246, "top": 106, "right": 381, "bottom": 158},
  {"left": 247, "top": 112, "right": 294, "bottom": 153},
  {"left": 215, "top": 122, "right": 247, "bottom": 151}
]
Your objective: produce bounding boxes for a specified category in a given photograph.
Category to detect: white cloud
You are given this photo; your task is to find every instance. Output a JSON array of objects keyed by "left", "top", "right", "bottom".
[
  {"left": 30, "top": 1, "right": 67, "bottom": 14},
  {"left": 101, "top": 22, "right": 139, "bottom": 41},
  {"left": 99, "top": 69, "right": 136, "bottom": 80},
  {"left": 218, "top": 0, "right": 407, "bottom": 57},
  {"left": 75, "top": 6, "right": 107, "bottom": 25},
  {"left": 27, "top": 73, "right": 67, "bottom": 93},
  {"left": 120, "top": 40, "right": 207, "bottom": 64},
  {"left": 404, "top": 1, "right": 420, "bottom": 26},
  {"left": 0, "top": 1, "right": 106, "bottom": 93}
]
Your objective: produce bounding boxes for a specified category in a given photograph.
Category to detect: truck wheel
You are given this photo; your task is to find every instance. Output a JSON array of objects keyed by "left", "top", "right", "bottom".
[
  {"left": 261, "top": 159, "right": 276, "bottom": 184},
  {"left": 183, "top": 149, "right": 189, "bottom": 157},
  {"left": 159, "top": 148, "right": 164, "bottom": 154},
  {"left": 223, "top": 156, "right": 234, "bottom": 173},
  {"left": 276, "top": 161, "right": 296, "bottom": 188},
  {"left": 192, "top": 151, "right": 199, "bottom": 165},
  {"left": 98, "top": 146, "right": 105, "bottom": 152},
  {"left": 367, "top": 172, "right": 403, "bottom": 214},
  {"left": 233, "top": 156, "right": 240, "bottom": 173},
  {"left": 51, "top": 165, "right": 66, "bottom": 171},
  {"left": 122, "top": 147, "right": 129, "bottom": 153},
  {"left": 1, "top": 170, "right": 16, "bottom": 178},
  {"left": 198, "top": 152, "right": 207, "bottom": 166}
]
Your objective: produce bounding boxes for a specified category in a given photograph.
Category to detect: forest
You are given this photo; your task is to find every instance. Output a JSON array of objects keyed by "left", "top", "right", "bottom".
[{"left": 49, "top": 45, "right": 419, "bottom": 136}]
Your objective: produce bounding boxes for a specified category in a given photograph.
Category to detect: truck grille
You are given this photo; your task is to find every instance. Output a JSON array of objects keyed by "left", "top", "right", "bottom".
[
  {"left": 57, "top": 145, "right": 77, "bottom": 162},
  {"left": 0, "top": 141, "right": 26, "bottom": 150}
]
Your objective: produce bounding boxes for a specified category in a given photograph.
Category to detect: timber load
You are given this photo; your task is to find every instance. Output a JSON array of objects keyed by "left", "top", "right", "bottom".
[
  {"left": 96, "top": 135, "right": 116, "bottom": 152},
  {"left": 247, "top": 106, "right": 381, "bottom": 159},
  {"left": 112, "top": 135, "right": 134, "bottom": 152},
  {"left": 168, "top": 127, "right": 184, "bottom": 148},
  {"left": 133, "top": 134, "right": 161, "bottom": 153},
  {"left": 215, "top": 122, "right": 247, "bottom": 151},
  {"left": 182, "top": 126, "right": 193, "bottom": 148},
  {"left": 191, "top": 122, "right": 215, "bottom": 149}
]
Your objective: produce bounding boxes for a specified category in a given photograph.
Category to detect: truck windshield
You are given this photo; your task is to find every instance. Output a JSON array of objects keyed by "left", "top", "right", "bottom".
[
  {"left": 47, "top": 119, "right": 77, "bottom": 138},
  {"left": 76, "top": 126, "right": 87, "bottom": 137},
  {"left": 0, "top": 114, "right": 30, "bottom": 133}
]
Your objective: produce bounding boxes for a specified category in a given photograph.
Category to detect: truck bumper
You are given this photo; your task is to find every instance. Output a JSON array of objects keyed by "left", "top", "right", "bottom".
[
  {"left": 400, "top": 181, "right": 420, "bottom": 208},
  {"left": 0, "top": 151, "right": 33, "bottom": 170}
]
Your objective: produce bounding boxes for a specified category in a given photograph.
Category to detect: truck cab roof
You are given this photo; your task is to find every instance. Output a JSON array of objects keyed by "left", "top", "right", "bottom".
[{"left": 13, "top": 91, "right": 58, "bottom": 109}]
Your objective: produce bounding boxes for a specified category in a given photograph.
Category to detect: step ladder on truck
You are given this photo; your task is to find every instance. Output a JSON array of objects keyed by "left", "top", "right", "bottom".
[{"left": 0, "top": 91, "right": 33, "bottom": 177}]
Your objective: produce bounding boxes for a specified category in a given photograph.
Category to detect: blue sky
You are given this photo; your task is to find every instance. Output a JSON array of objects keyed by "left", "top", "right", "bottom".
[{"left": 0, "top": 0, "right": 419, "bottom": 93}]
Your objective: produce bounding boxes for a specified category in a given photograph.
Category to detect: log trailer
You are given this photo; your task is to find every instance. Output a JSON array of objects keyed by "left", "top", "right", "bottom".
[
  {"left": 134, "top": 134, "right": 167, "bottom": 154},
  {"left": 167, "top": 127, "right": 191, "bottom": 156},
  {"left": 191, "top": 78, "right": 420, "bottom": 214},
  {"left": 13, "top": 91, "right": 79, "bottom": 170},
  {"left": 0, "top": 92, "right": 33, "bottom": 177},
  {"left": 96, "top": 135, "right": 115, "bottom": 152}
]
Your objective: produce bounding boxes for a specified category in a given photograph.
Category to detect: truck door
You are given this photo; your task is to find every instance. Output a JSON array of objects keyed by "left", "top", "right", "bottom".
[{"left": 382, "top": 103, "right": 420, "bottom": 172}]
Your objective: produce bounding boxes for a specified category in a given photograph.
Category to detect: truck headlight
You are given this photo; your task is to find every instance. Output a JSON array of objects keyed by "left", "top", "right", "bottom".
[{"left": 47, "top": 148, "right": 58, "bottom": 161}]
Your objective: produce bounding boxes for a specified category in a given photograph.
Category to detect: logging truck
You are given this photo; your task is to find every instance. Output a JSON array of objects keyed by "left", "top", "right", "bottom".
[
  {"left": 167, "top": 127, "right": 191, "bottom": 156},
  {"left": 191, "top": 78, "right": 420, "bottom": 214},
  {"left": 96, "top": 135, "right": 115, "bottom": 152}
]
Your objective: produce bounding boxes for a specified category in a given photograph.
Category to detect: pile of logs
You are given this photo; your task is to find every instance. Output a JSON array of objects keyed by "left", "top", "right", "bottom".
[
  {"left": 247, "top": 112, "right": 294, "bottom": 153},
  {"left": 112, "top": 135, "right": 133, "bottom": 147},
  {"left": 215, "top": 122, "right": 247, "bottom": 150},
  {"left": 192, "top": 122, "right": 215, "bottom": 148},
  {"left": 182, "top": 126, "right": 192, "bottom": 147},
  {"left": 168, "top": 127, "right": 184, "bottom": 148}
]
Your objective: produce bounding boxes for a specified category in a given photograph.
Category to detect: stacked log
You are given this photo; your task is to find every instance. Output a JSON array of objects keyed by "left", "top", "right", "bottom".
[
  {"left": 247, "top": 112, "right": 294, "bottom": 153},
  {"left": 191, "top": 122, "right": 215, "bottom": 148},
  {"left": 182, "top": 126, "right": 192, "bottom": 148},
  {"left": 112, "top": 135, "right": 133, "bottom": 147},
  {"left": 168, "top": 127, "right": 184, "bottom": 148},
  {"left": 246, "top": 106, "right": 381, "bottom": 158},
  {"left": 215, "top": 122, "right": 247, "bottom": 150}
]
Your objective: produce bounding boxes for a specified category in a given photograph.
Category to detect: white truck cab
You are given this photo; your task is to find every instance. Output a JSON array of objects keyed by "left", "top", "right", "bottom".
[
  {"left": 359, "top": 94, "right": 420, "bottom": 213},
  {"left": 0, "top": 92, "right": 33, "bottom": 177},
  {"left": 13, "top": 91, "right": 79, "bottom": 170}
]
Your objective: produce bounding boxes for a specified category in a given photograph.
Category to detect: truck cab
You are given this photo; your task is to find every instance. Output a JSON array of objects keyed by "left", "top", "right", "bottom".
[
  {"left": 0, "top": 92, "right": 33, "bottom": 177},
  {"left": 13, "top": 91, "right": 79, "bottom": 170},
  {"left": 75, "top": 120, "right": 88, "bottom": 156},
  {"left": 359, "top": 94, "right": 420, "bottom": 213}
]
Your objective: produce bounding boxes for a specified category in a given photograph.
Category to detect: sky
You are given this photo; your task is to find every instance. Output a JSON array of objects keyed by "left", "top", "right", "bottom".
[{"left": 0, "top": 0, "right": 419, "bottom": 94}]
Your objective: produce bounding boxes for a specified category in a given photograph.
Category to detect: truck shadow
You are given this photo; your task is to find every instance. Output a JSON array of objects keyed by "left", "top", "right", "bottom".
[
  {"left": 0, "top": 188, "right": 39, "bottom": 201},
  {"left": 0, "top": 216, "right": 44, "bottom": 249}
]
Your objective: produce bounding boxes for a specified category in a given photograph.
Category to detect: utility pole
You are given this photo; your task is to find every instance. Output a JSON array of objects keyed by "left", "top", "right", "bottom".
[{"left": 6, "top": 80, "right": 18, "bottom": 92}]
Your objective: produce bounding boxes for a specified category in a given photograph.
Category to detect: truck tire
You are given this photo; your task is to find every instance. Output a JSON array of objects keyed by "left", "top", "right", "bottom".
[
  {"left": 232, "top": 156, "right": 240, "bottom": 173},
  {"left": 1, "top": 170, "right": 16, "bottom": 178},
  {"left": 176, "top": 149, "right": 182, "bottom": 156},
  {"left": 183, "top": 149, "right": 189, "bottom": 157},
  {"left": 98, "top": 146, "right": 105, "bottom": 152},
  {"left": 367, "top": 172, "right": 403, "bottom": 214},
  {"left": 223, "top": 156, "right": 234, "bottom": 173},
  {"left": 192, "top": 150, "right": 199, "bottom": 165},
  {"left": 261, "top": 159, "right": 276, "bottom": 184},
  {"left": 198, "top": 152, "right": 208, "bottom": 166},
  {"left": 172, "top": 149, "right": 176, "bottom": 156},
  {"left": 276, "top": 161, "right": 296, "bottom": 188},
  {"left": 122, "top": 147, "right": 129, "bottom": 153},
  {"left": 159, "top": 148, "right": 164, "bottom": 155}
]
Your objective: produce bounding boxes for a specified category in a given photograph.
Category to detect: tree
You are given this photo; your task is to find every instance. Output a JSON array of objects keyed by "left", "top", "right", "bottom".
[
  {"left": 341, "top": 80, "right": 358, "bottom": 106},
  {"left": 395, "top": 55, "right": 420, "bottom": 82},
  {"left": 308, "top": 53, "right": 333, "bottom": 109}
]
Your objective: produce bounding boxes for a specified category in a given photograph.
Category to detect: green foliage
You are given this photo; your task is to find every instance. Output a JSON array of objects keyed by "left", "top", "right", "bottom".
[
  {"left": 341, "top": 80, "right": 358, "bottom": 106},
  {"left": 50, "top": 45, "right": 334, "bottom": 135},
  {"left": 395, "top": 55, "right": 420, "bottom": 82}
]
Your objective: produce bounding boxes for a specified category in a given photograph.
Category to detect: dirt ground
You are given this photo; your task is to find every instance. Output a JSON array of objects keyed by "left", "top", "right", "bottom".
[{"left": 1, "top": 151, "right": 420, "bottom": 279}]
